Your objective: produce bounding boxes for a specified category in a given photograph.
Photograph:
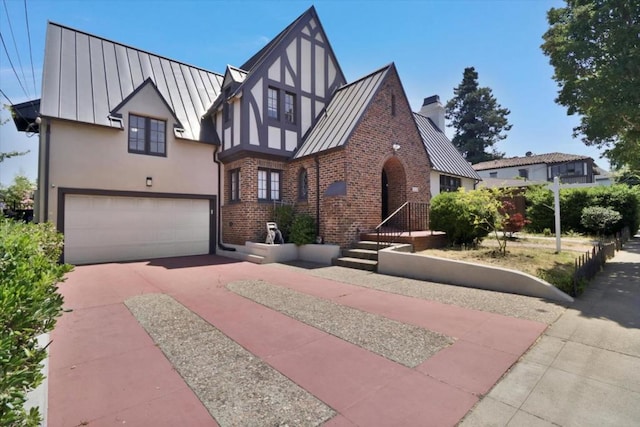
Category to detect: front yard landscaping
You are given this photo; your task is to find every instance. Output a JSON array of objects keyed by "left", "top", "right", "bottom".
[{"left": 418, "top": 236, "right": 590, "bottom": 294}]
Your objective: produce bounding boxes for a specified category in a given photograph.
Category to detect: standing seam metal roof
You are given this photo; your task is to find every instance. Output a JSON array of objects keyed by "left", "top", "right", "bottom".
[
  {"left": 413, "top": 112, "right": 481, "bottom": 180},
  {"left": 39, "top": 22, "right": 224, "bottom": 142},
  {"left": 293, "top": 65, "right": 390, "bottom": 159}
]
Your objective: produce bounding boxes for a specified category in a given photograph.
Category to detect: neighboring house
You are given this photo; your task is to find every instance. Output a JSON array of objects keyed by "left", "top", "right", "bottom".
[
  {"left": 11, "top": 6, "right": 434, "bottom": 264},
  {"left": 473, "top": 152, "right": 600, "bottom": 184},
  {"left": 593, "top": 164, "right": 613, "bottom": 186},
  {"left": 414, "top": 95, "right": 481, "bottom": 196}
]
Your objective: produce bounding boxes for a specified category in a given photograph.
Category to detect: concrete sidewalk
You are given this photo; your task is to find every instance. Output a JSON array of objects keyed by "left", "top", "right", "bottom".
[{"left": 461, "top": 235, "right": 640, "bottom": 427}]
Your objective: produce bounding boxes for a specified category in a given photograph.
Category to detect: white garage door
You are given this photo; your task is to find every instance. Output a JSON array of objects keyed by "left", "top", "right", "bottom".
[{"left": 64, "top": 194, "right": 210, "bottom": 265}]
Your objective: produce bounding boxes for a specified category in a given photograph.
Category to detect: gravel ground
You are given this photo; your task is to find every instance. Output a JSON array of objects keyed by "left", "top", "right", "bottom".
[
  {"left": 125, "top": 293, "right": 335, "bottom": 427},
  {"left": 228, "top": 280, "right": 453, "bottom": 367},
  {"left": 272, "top": 264, "right": 567, "bottom": 325}
]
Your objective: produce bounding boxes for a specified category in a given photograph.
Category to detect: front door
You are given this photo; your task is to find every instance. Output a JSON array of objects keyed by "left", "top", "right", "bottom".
[{"left": 381, "top": 169, "right": 389, "bottom": 220}]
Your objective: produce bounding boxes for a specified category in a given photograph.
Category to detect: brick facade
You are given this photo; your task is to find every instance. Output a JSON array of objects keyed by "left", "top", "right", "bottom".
[{"left": 220, "top": 68, "right": 431, "bottom": 248}]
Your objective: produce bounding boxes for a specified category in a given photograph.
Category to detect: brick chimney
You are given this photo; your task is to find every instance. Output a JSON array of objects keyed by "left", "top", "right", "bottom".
[{"left": 419, "top": 95, "right": 445, "bottom": 132}]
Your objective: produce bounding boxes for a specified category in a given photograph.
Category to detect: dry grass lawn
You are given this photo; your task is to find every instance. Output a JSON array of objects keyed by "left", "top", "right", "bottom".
[{"left": 418, "top": 236, "right": 593, "bottom": 292}]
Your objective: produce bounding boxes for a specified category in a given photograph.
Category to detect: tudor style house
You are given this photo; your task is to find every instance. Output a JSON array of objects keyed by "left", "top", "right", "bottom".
[{"left": 12, "top": 6, "right": 446, "bottom": 264}]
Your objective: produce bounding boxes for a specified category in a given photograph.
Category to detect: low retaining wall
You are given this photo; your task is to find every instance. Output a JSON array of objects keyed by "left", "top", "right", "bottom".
[
  {"left": 220, "top": 242, "right": 341, "bottom": 265},
  {"left": 378, "top": 245, "right": 573, "bottom": 303}
]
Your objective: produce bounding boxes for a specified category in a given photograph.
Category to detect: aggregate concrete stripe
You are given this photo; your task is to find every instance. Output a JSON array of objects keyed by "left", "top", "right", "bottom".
[
  {"left": 278, "top": 264, "right": 567, "bottom": 324},
  {"left": 251, "top": 266, "right": 547, "bottom": 355},
  {"left": 227, "top": 279, "right": 453, "bottom": 367},
  {"left": 125, "top": 293, "right": 335, "bottom": 427}
]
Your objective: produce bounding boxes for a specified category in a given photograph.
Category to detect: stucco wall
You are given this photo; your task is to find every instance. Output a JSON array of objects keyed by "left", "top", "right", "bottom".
[
  {"left": 44, "top": 83, "right": 218, "bottom": 226},
  {"left": 476, "top": 164, "right": 549, "bottom": 182}
]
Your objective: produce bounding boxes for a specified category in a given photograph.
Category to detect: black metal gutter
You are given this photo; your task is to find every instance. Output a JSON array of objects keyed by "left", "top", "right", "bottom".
[
  {"left": 214, "top": 145, "right": 235, "bottom": 252},
  {"left": 314, "top": 155, "right": 320, "bottom": 238},
  {"left": 44, "top": 119, "right": 51, "bottom": 222}
]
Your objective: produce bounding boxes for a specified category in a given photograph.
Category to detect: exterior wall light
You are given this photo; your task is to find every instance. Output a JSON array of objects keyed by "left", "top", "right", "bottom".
[
  {"left": 392, "top": 143, "right": 401, "bottom": 153},
  {"left": 146, "top": 177, "right": 153, "bottom": 187}
]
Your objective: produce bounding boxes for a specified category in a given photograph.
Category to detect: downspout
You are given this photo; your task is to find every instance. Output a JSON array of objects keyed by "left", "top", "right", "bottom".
[
  {"left": 43, "top": 118, "right": 51, "bottom": 222},
  {"left": 214, "top": 145, "right": 235, "bottom": 251},
  {"left": 314, "top": 155, "right": 320, "bottom": 239}
]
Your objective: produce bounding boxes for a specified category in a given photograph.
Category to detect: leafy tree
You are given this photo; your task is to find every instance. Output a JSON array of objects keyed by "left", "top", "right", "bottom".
[
  {"left": 0, "top": 151, "right": 29, "bottom": 163},
  {"left": 445, "top": 67, "right": 512, "bottom": 164},
  {"left": 541, "top": 0, "right": 640, "bottom": 171},
  {"left": 1, "top": 175, "right": 35, "bottom": 210}
]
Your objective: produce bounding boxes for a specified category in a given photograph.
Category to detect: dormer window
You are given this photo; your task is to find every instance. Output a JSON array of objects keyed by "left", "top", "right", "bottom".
[
  {"left": 128, "top": 114, "right": 166, "bottom": 156},
  {"left": 267, "top": 87, "right": 279, "bottom": 119}
]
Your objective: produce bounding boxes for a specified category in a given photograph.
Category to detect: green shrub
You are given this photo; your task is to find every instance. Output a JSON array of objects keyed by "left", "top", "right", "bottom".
[
  {"left": 430, "top": 189, "right": 494, "bottom": 246},
  {"left": 580, "top": 206, "right": 622, "bottom": 235},
  {"left": 589, "top": 185, "right": 640, "bottom": 234},
  {"left": 525, "top": 184, "right": 640, "bottom": 235},
  {"left": 1, "top": 220, "right": 72, "bottom": 426},
  {"left": 272, "top": 204, "right": 295, "bottom": 243},
  {"left": 560, "top": 189, "right": 592, "bottom": 233},
  {"left": 290, "top": 214, "right": 316, "bottom": 245},
  {"left": 524, "top": 186, "right": 555, "bottom": 232}
]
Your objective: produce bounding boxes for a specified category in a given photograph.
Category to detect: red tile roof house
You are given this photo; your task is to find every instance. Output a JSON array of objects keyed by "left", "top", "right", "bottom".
[
  {"left": 473, "top": 152, "right": 600, "bottom": 185},
  {"left": 12, "top": 6, "right": 474, "bottom": 266}
]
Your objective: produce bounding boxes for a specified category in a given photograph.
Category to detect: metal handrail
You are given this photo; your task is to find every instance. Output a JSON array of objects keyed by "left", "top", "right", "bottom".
[
  {"left": 375, "top": 202, "right": 430, "bottom": 250},
  {"left": 375, "top": 202, "right": 409, "bottom": 229}
]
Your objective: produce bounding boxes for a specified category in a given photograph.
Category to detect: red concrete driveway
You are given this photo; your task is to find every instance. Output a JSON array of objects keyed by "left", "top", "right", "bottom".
[{"left": 48, "top": 255, "right": 546, "bottom": 426}]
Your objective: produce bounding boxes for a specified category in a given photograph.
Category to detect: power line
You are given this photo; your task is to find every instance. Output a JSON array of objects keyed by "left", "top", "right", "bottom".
[
  {"left": 2, "top": 0, "right": 30, "bottom": 98},
  {"left": 0, "top": 31, "right": 31, "bottom": 100},
  {"left": 23, "top": 0, "right": 37, "bottom": 96}
]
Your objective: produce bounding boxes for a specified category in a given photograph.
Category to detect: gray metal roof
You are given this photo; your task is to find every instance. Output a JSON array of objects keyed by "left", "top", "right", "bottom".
[
  {"left": 413, "top": 113, "right": 481, "bottom": 180},
  {"left": 40, "top": 22, "right": 223, "bottom": 142},
  {"left": 473, "top": 152, "right": 593, "bottom": 171},
  {"left": 294, "top": 65, "right": 390, "bottom": 159}
]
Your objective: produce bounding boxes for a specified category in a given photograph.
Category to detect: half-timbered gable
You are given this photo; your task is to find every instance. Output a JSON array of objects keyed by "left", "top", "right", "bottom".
[{"left": 214, "top": 6, "right": 346, "bottom": 162}]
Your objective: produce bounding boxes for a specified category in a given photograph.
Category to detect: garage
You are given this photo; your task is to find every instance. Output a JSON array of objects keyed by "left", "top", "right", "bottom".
[{"left": 62, "top": 193, "right": 213, "bottom": 265}]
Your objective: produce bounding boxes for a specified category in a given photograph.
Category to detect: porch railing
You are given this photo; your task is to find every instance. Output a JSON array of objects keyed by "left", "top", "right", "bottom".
[{"left": 375, "top": 202, "right": 430, "bottom": 250}]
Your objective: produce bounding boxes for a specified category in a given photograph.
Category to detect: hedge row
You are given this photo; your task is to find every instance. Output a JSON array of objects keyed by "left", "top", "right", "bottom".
[
  {"left": 0, "top": 220, "right": 72, "bottom": 426},
  {"left": 524, "top": 184, "right": 640, "bottom": 235}
]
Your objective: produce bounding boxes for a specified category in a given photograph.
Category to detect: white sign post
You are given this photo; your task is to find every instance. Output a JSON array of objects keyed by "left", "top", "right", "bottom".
[{"left": 554, "top": 176, "right": 561, "bottom": 253}]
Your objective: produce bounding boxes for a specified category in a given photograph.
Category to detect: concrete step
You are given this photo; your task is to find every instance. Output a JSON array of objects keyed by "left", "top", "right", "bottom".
[
  {"left": 334, "top": 257, "right": 377, "bottom": 272},
  {"left": 342, "top": 248, "right": 378, "bottom": 261},
  {"left": 354, "top": 240, "right": 394, "bottom": 251}
]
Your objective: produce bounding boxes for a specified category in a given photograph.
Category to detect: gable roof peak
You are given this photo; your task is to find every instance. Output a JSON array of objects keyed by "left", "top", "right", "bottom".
[{"left": 239, "top": 6, "right": 317, "bottom": 72}]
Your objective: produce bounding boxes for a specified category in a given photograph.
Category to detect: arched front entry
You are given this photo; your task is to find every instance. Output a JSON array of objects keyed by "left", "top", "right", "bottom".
[{"left": 381, "top": 157, "right": 407, "bottom": 222}]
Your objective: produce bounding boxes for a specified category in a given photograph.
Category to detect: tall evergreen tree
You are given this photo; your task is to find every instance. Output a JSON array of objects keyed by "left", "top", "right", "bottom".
[{"left": 445, "top": 67, "right": 512, "bottom": 164}]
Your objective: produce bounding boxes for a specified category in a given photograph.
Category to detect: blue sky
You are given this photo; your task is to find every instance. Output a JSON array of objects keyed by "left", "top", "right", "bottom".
[{"left": 0, "top": 0, "right": 607, "bottom": 186}]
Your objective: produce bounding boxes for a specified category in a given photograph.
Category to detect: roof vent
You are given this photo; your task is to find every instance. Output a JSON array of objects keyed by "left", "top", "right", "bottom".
[
  {"left": 173, "top": 124, "right": 186, "bottom": 137},
  {"left": 526, "top": 151, "right": 533, "bottom": 157},
  {"left": 108, "top": 113, "right": 123, "bottom": 129}
]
